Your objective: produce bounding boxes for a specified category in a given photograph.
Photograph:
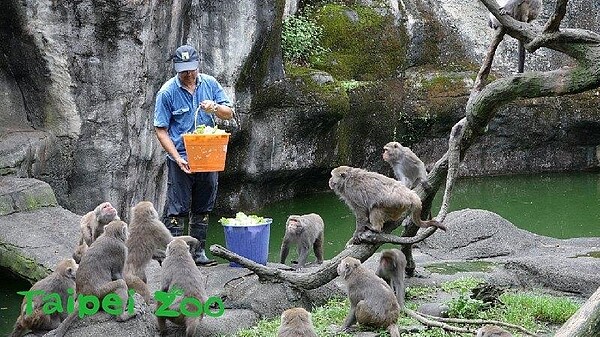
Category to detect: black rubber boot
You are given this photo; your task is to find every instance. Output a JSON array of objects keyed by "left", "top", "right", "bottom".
[
  {"left": 189, "top": 214, "right": 216, "bottom": 266},
  {"left": 163, "top": 215, "right": 187, "bottom": 237}
]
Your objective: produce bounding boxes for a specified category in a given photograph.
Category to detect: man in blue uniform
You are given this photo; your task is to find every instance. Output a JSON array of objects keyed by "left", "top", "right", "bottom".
[{"left": 154, "top": 44, "right": 233, "bottom": 265}]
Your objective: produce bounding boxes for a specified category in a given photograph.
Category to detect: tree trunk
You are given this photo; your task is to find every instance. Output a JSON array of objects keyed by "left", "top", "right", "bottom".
[{"left": 554, "top": 286, "right": 600, "bottom": 337}]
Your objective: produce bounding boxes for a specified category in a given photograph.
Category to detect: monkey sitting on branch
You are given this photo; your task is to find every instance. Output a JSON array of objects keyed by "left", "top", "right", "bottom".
[
  {"left": 277, "top": 307, "right": 318, "bottom": 337},
  {"left": 280, "top": 213, "right": 324, "bottom": 269},
  {"left": 382, "top": 141, "right": 430, "bottom": 190},
  {"left": 10, "top": 259, "right": 78, "bottom": 337},
  {"left": 488, "top": 0, "right": 542, "bottom": 73},
  {"left": 337, "top": 256, "right": 401, "bottom": 337},
  {"left": 329, "top": 165, "right": 446, "bottom": 244}
]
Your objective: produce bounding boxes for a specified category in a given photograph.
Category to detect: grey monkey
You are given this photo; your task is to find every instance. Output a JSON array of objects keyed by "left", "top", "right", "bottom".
[
  {"left": 280, "top": 213, "right": 324, "bottom": 269},
  {"left": 488, "top": 0, "right": 543, "bottom": 73}
]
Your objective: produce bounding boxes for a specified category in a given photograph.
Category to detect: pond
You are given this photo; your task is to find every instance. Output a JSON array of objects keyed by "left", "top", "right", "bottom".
[{"left": 206, "top": 171, "right": 600, "bottom": 264}]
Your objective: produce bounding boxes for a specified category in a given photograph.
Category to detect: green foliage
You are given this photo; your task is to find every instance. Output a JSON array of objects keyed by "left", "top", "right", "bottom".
[
  {"left": 406, "top": 285, "right": 436, "bottom": 300},
  {"left": 498, "top": 291, "right": 581, "bottom": 325},
  {"left": 441, "top": 277, "right": 484, "bottom": 294},
  {"left": 282, "top": 13, "right": 327, "bottom": 66},
  {"left": 447, "top": 294, "right": 489, "bottom": 319}
]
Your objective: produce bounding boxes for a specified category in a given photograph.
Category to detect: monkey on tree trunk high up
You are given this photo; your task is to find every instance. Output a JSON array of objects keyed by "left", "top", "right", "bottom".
[
  {"left": 329, "top": 166, "right": 446, "bottom": 244},
  {"left": 488, "top": 0, "right": 543, "bottom": 73}
]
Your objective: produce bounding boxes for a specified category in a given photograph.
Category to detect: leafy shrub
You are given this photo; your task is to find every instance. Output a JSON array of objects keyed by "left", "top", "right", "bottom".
[{"left": 282, "top": 14, "right": 327, "bottom": 66}]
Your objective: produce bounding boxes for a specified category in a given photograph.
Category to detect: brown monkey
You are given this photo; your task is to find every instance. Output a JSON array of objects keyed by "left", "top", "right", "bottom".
[
  {"left": 376, "top": 249, "right": 407, "bottom": 308},
  {"left": 124, "top": 201, "right": 201, "bottom": 284},
  {"left": 157, "top": 238, "right": 208, "bottom": 337},
  {"left": 382, "top": 141, "right": 429, "bottom": 190},
  {"left": 55, "top": 220, "right": 135, "bottom": 337},
  {"left": 329, "top": 166, "right": 446, "bottom": 243},
  {"left": 73, "top": 202, "right": 120, "bottom": 262},
  {"left": 476, "top": 325, "right": 513, "bottom": 337},
  {"left": 277, "top": 307, "right": 318, "bottom": 337},
  {"left": 337, "top": 256, "right": 400, "bottom": 337},
  {"left": 280, "top": 213, "right": 324, "bottom": 269},
  {"left": 488, "top": 0, "right": 542, "bottom": 73},
  {"left": 10, "top": 259, "right": 78, "bottom": 337}
]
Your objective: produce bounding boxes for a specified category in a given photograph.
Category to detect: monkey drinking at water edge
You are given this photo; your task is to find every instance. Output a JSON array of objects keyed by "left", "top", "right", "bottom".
[{"left": 329, "top": 166, "right": 446, "bottom": 244}]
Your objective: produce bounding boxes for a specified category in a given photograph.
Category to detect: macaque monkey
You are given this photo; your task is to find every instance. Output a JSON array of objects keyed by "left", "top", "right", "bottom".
[
  {"left": 488, "top": 0, "right": 542, "bottom": 73},
  {"left": 477, "top": 324, "right": 513, "bottom": 337},
  {"left": 55, "top": 221, "right": 134, "bottom": 337},
  {"left": 376, "top": 249, "right": 407, "bottom": 307},
  {"left": 280, "top": 213, "right": 324, "bottom": 269},
  {"left": 329, "top": 166, "right": 446, "bottom": 244},
  {"left": 73, "top": 202, "right": 120, "bottom": 262},
  {"left": 10, "top": 259, "right": 78, "bottom": 337},
  {"left": 157, "top": 238, "right": 208, "bottom": 337},
  {"left": 382, "top": 141, "right": 429, "bottom": 190},
  {"left": 337, "top": 256, "right": 400, "bottom": 337},
  {"left": 125, "top": 201, "right": 200, "bottom": 283},
  {"left": 277, "top": 307, "right": 318, "bottom": 337}
]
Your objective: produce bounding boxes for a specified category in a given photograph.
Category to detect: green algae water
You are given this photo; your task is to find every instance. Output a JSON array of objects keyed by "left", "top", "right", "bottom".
[{"left": 207, "top": 171, "right": 600, "bottom": 263}]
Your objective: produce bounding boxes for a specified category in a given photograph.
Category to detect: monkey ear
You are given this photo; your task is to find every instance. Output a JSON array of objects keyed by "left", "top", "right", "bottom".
[{"left": 340, "top": 172, "right": 347, "bottom": 178}]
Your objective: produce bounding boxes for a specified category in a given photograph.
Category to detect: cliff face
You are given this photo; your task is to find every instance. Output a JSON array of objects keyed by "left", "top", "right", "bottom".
[{"left": 0, "top": 0, "right": 598, "bottom": 216}]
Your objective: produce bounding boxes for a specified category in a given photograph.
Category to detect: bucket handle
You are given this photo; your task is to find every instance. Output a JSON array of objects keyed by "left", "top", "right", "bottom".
[{"left": 194, "top": 104, "right": 217, "bottom": 132}]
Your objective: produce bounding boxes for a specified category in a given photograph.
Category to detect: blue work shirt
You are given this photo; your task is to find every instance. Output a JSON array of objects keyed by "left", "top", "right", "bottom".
[{"left": 154, "top": 73, "right": 232, "bottom": 160}]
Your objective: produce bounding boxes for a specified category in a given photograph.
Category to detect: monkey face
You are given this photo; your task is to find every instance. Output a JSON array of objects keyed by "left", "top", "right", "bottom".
[
  {"left": 97, "top": 202, "right": 118, "bottom": 222},
  {"left": 329, "top": 166, "right": 351, "bottom": 190},
  {"left": 337, "top": 256, "right": 360, "bottom": 279},
  {"left": 59, "top": 259, "right": 78, "bottom": 280},
  {"left": 382, "top": 142, "right": 402, "bottom": 162},
  {"left": 285, "top": 218, "right": 304, "bottom": 234}
]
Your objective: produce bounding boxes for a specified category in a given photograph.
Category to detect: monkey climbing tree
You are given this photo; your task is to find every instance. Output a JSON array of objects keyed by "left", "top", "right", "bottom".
[{"left": 212, "top": 0, "right": 600, "bottom": 334}]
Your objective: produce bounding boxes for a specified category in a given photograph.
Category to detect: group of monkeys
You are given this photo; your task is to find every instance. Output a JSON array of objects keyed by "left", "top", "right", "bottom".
[
  {"left": 11, "top": 200, "right": 209, "bottom": 337},
  {"left": 11, "top": 141, "right": 512, "bottom": 336},
  {"left": 277, "top": 141, "right": 512, "bottom": 336}
]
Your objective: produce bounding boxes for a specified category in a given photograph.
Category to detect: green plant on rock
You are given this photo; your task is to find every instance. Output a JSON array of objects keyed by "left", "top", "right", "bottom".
[{"left": 282, "top": 13, "right": 327, "bottom": 66}]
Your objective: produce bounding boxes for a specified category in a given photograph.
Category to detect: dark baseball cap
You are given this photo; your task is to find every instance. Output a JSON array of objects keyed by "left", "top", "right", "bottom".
[{"left": 173, "top": 45, "right": 199, "bottom": 73}]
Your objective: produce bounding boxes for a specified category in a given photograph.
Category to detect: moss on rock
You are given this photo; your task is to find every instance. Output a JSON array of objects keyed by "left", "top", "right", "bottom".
[{"left": 312, "top": 3, "right": 408, "bottom": 81}]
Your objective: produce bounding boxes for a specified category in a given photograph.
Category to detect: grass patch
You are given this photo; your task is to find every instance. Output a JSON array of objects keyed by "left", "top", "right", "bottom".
[{"left": 231, "top": 278, "right": 581, "bottom": 337}]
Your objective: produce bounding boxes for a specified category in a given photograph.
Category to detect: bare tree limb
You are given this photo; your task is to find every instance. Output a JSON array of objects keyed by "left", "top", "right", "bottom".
[
  {"left": 474, "top": 29, "right": 507, "bottom": 91},
  {"left": 403, "top": 308, "right": 474, "bottom": 334},
  {"left": 543, "top": 0, "right": 568, "bottom": 33},
  {"left": 418, "top": 312, "right": 540, "bottom": 336}
]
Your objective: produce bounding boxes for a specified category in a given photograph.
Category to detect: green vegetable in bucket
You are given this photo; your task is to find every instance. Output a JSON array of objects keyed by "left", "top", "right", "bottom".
[{"left": 219, "top": 212, "right": 266, "bottom": 226}]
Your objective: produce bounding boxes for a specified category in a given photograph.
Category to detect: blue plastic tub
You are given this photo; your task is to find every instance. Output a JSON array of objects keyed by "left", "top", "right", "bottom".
[{"left": 223, "top": 218, "right": 272, "bottom": 267}]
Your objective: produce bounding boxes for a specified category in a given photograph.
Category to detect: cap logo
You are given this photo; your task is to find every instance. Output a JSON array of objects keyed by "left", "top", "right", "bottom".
[{"left": 181, "top": 51, "right": 190, "bottom": 61}]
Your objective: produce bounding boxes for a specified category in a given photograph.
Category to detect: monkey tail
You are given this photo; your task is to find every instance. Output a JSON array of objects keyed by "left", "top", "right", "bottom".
[
  {"left": 54, "top": 308, "right": 79, "bottom": 337},
  {"left": 518, "top": 41, "right": 525, "bottom": 73},
  {"left": 411, "top": 205, "right": 447, "bottom": 231}
]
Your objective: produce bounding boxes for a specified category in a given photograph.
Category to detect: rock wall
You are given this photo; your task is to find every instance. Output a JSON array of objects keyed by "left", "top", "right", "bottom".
[{"left": 0, "top": 0, "right": 598, "bottom": 217}]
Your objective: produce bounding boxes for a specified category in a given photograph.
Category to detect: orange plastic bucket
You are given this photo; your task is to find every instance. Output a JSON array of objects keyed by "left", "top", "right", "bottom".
[{"left": 182, "top": 133, "right": 230, "bottom": 172}]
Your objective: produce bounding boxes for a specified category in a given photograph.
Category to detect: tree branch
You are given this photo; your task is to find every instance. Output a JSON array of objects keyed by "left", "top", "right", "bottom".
[{"left": 543, "top": 0, "right": 568, "bottom": 33}]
